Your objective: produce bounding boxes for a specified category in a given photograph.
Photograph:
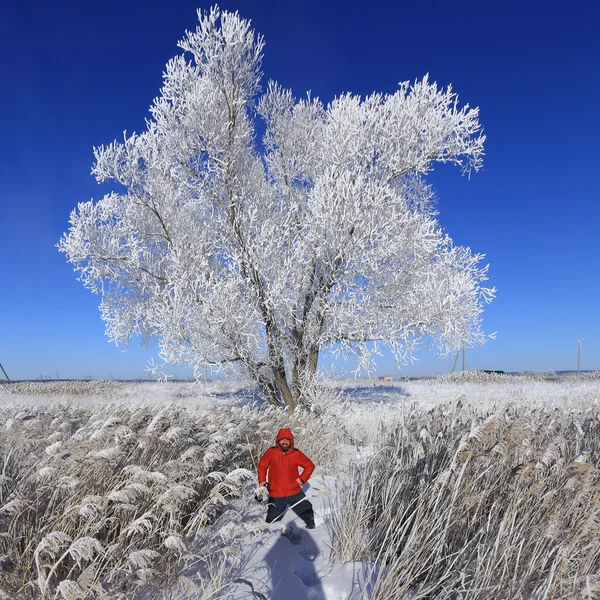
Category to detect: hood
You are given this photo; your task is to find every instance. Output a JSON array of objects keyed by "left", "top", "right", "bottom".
[{"left": 275, "top": 428, "right": 294, "bottom": 447}]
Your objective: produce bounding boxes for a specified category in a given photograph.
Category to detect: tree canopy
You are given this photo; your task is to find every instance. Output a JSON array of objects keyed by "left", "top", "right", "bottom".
[{"left": 59, "top": 6, "right": 495, "bottom": 410}]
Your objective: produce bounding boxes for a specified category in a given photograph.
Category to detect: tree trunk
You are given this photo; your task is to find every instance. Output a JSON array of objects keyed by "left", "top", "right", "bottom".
[
  {"left": 246, "top": 350, "right": 317, "bottom": 412},
  {"left": 308, "top": 346, "right": 319, "bottom": 378},
  {"left": 274, "top": 366, "right": 296, "bottom": 413},
  {"left": 256, "top": 374, "right": 280, "bottom": 407},
  {"left": 291, "top": 352, "right": 308, "bottom": 406}
]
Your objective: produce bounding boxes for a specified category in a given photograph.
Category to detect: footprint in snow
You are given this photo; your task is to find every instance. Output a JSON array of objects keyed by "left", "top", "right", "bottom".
[
  {"left": 300, "top": 547, "right": 317, "bottom": 561},
  {"left": 294, "top": 560, "right": 320, "bottom": 587}
]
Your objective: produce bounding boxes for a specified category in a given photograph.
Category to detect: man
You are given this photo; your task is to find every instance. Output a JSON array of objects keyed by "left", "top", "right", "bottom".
[{"left": 256, "top": 428, "right": 316, "bottom": 528}]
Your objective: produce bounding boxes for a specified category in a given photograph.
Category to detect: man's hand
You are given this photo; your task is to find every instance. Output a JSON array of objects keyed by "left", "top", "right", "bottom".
[
  {"left": 296, "top": 478, "right": 304, "bottom": 487},
  {"left": 254, "top": 484, "right": 269, "bottom": 503}
]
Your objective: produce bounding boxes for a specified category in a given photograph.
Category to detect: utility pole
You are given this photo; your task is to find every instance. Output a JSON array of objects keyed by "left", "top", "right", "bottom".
[
  {"left": 0, "top": 363, "right": 11, "bottom": 383},
  {"left": 578, "top": 339, "right": 584, "bottom": 375},
  {"left": 462, "top": 344, "right": 466, "bottom": 372}
]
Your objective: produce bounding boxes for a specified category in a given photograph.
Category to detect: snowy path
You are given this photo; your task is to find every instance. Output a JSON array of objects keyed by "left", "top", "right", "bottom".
[{"left": 225, "top": 472, "right": 375, "bottom": 600}]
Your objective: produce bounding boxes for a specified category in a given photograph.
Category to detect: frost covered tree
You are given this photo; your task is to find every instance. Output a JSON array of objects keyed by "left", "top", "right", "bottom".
[{"left": 59, "top": 7, "right": 495, "bottom": 411}]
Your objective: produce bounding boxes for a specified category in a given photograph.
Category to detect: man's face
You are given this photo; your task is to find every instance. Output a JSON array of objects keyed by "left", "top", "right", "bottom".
[{"left": 278, "top": 438, "right": 291, "bottom": 452}]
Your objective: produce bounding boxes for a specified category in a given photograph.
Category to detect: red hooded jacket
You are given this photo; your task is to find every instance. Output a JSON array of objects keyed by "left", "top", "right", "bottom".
[{"left": 257, "top": 428, "right": 315, "bottom": 497}]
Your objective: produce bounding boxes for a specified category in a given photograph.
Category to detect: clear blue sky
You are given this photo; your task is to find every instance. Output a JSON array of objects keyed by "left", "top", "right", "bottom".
[{"left": 1, "top": 0, "right": 598, "bottom": 381}]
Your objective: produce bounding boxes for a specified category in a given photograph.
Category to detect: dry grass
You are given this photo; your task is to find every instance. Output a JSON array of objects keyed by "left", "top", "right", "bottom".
[
  {"left": 0, "top": 397, "right": 341, "bottom": 598},
  {"left": 331, "top": 397, "right": 600, "bottom": 599},
  {"left": 2, "top": 378, "right": 600, "bottom": 598}
]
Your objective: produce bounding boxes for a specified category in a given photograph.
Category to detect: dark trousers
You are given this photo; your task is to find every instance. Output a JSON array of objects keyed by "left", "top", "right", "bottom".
[{"left": 266, "top": 491, "right": 315, "bottom": 527}]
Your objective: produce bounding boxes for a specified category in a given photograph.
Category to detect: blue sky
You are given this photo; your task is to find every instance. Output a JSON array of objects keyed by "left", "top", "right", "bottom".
[{"left": 1, "top": 0, "right": 598, "bottom": 381}]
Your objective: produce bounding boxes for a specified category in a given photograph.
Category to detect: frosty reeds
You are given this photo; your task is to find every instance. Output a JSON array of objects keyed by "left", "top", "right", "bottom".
[
  {"left": 0, "top": 394, "right": 340, "bottom": 598},
  {"left": 1, "top": 376, "right": 599, "bottom": 597},
  {"left": 331, "top": 397, "right": 600, "bottom": 599}
]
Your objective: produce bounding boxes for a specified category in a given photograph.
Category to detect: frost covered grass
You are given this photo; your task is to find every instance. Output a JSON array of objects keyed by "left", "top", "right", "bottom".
[
  {"left": 331, "top": 375, "right": 600, "bottom": 599},
  {"left": 0, "top": 383, "right": 344, "bottom": 599},
  {"left": 0, "top": 375, "right": 599, "bottom": 598}
]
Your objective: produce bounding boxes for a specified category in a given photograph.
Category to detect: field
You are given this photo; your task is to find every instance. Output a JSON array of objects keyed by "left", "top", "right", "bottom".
[{"left": 0, "top": 373, "right": 599, "bottom": 599}]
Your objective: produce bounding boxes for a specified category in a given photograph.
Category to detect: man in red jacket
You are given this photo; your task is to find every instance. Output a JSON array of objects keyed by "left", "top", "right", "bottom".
[{"left": 256, "top": 428, "right": 316, "bottom": 528}]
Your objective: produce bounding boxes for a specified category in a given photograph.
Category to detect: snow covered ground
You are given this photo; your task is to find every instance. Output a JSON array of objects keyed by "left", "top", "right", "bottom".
[
  {"left": 3, "top": 373, "right": 599, "bottom": 412},
  {"left": 197, "top": 450, "right": 381, "bottom": 600},
  {"left": 224, "top": 473, "right": 353, "bottom": 600}
]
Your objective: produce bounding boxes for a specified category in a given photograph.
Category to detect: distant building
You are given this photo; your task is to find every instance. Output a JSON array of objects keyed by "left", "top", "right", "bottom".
[{"left": 377, "top": 375, "right": 393, "bottom": 383}]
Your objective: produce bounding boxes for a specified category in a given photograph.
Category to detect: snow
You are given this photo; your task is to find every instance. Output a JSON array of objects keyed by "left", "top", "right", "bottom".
[
  {"left": 209, "top": 472, "right": 381, "bottom": 600},
  {"left": 233, "top": 475, "right": 337, "bottom": 599},
  {"left": 3, "top": 374, "right": 598, "bottom": 412}
]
